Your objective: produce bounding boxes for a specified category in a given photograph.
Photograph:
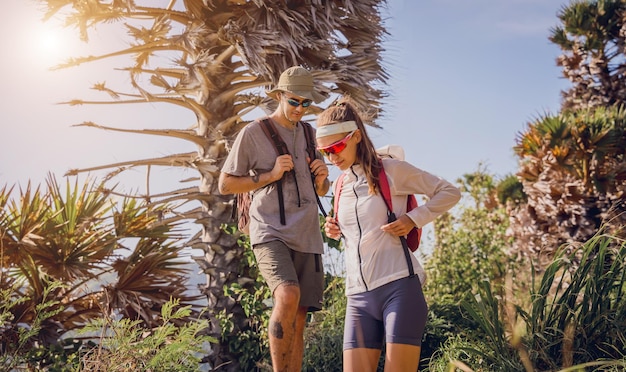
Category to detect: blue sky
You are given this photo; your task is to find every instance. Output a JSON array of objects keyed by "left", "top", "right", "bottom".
[
  {"left": 2, "top": 0, "right": 569, "bottom": 194},
  {"left": 375, "top": 0, "right": 569, "bottom": 183}
]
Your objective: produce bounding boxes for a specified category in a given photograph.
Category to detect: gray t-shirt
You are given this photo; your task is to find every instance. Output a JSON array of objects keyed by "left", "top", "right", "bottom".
[{"left": 221, "top": 118, "right": 324, "bottom": 254}]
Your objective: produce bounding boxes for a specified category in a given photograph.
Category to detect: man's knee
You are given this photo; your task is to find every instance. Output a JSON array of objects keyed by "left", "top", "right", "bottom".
[{"left": 274, "top": 282, "right": 300, "bottom": 308}]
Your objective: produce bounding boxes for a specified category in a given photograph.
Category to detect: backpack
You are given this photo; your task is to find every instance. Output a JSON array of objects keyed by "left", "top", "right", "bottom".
[
  {"left": 332, "top": 148, "right": 422, "bottom": 252},
  {"left": 235, "top": 118, "right": 321, "bottom": 234}
]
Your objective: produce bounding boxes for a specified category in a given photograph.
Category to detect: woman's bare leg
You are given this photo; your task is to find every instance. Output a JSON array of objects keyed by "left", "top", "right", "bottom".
[
  {"left": 343, "top": 348, "right": 381, "bottom": 372},
  {"left": 384, "top": 343, "right": 421, "bottom": 372}
]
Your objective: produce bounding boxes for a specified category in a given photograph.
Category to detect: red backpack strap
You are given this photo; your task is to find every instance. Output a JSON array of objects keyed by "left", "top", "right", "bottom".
[
  {"left": 378, "top": 160, "right": 415, "bottom": 277},
  {"left": 380, "top": 160, "right": 421, "bottom": 251},
  {"left": 333, "top": 173, "right": 345, "bottom": 218},
  {"left": 377, "top": 161, "right": 394, "bottom": 212}
]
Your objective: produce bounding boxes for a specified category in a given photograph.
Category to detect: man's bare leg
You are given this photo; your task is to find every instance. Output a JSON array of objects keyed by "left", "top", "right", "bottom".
[
  {"left": 269, "top": 283, "right": 300, "bottom": 372},
  {"left": 288, "top": 306, "right": 309, "bottom": 372}
]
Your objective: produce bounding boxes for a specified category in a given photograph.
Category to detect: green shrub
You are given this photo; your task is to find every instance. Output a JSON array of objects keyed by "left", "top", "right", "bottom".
[
  {"left": 77, "top": 298, "right": 215, "bottom": 371},
  {"left": 426, "top": 168, "right": 512, "bottom": 305},
  {"left": 427, "top": 334, "right": 506, "bottom": 372},
  {"left": 421, "top": 299, "right": 482, "bottom": 370},
  {"left": 215, "top": 233, "right": 272, "bottom": 371},
  {"left": 0, "top": 281, "right": 69, "bottom": 371},
  {"left": 217, "top": 280, "right": 272, "bottom": 371},
  {"left": 1, "top": 289, "right": 212, "bottom": 371},
  {"left": 302, "top": 275, "right": 346, "bottom": 372}
]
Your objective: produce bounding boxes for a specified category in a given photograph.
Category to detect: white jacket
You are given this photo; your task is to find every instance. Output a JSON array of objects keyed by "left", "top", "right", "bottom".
[{"left": 336, "top": 158, "right": 461, "bottom": 295}]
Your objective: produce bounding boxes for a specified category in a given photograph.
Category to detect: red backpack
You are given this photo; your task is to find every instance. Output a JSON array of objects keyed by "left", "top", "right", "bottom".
[{"left": 333, "top": 161, "right": 422, "bottom": 252}]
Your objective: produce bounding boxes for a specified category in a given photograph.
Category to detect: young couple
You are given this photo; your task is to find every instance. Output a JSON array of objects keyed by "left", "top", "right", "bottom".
[{"left": 219, "top": 66, "right": 460, "bottom": 372}]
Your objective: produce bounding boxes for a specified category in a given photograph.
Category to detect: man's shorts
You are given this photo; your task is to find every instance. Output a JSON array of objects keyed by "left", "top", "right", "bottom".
[
  {"left": 252, "top": 240, "right": 324, "bottom": 312},
  {"left": 343, "top": 275, "right": 427, "bottom": 350}
]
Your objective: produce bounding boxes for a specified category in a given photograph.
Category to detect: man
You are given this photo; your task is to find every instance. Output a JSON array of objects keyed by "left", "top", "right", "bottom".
[{"left": 219, "top": 66, "right": 329, "bottom": 372}]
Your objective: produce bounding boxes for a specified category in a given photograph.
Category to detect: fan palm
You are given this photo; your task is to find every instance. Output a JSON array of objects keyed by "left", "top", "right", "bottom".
[
  {"left": 510, "top": 106, "right": 626, "bottom": 269},
  {"left": 35, "top": 0, "right": 390, "bottom": 368},
  {"left": 0, "top": 175, "right": 198, "bottom": 351},
  {"left": 550, "top": 0, "right": 626, "bottom": 111}
]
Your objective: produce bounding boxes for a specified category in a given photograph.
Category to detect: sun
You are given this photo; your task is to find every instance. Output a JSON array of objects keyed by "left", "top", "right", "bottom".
[
  {"left": 21, "top": 11, "right": 82, "bottom": 69},
  {"left": 39, "top": 31, "right": 61, "bottom": 53},
  {"left": 34, "top": 25, "right": 76, "bottom": 65}
]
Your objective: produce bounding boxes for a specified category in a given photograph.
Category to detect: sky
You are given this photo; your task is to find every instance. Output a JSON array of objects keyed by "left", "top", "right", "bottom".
[
  {"left": 377, "top": 0, "right": 569, "bottom": 182},
  {"left": 1, "top": 0, "right": 570, "bottom": 187},
  {"left": 1, "top": 0, "right": 570, "bottom": 255}
]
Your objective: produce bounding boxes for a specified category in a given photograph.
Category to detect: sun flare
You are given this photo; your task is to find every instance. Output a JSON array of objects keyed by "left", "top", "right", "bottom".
[
  {"left": 25, "top": 15, "right": 80, "bottom": 68},
  {"left": 40, "top": 32, "right": 60, "bottom": 52}
]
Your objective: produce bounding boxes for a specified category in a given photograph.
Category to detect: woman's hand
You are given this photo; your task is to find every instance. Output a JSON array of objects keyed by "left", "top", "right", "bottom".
[
  {"left": 324, "top": 216, "right": 342, "bottom": 240},
  {"left": 381, "top": 214, "right": 416, "bottom": 237}
]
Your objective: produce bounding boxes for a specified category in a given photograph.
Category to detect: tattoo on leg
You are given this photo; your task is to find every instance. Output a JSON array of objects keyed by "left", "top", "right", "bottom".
[
  {"left": 219, "top": 181, "right": 230, "bottom": 194},
  {"left": 270, "top": 320, "right": 284, "bottom": 339}
]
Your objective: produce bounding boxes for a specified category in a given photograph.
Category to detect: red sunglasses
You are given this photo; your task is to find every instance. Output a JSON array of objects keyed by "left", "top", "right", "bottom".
[{"left": 317, "top": 131, "right": 356, "bottom": 156}]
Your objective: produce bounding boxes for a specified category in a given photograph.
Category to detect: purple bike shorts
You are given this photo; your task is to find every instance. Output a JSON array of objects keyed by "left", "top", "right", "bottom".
[{"left": 343, "top": 275, "right": 427, "bottom": 350}]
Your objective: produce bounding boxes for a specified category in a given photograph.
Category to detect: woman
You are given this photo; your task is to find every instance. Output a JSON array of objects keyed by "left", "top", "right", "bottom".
[{"left": 316, "top": 97, "right": 461, "bottom": 371}]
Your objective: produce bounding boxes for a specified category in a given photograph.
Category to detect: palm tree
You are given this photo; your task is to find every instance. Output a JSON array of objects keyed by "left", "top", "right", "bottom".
[
  {"left": 550, "top": 0, "right": 626, "bottom": 111},
  {"left": 0, "top": 175, "right": 197, "bottom": 354},
  {"left": 35, "top": 0, "right": 390, "bottom": 368},
  {"left": 507, "top": 0, "right": 626, "bottom": 271},
  {"left": 510, "top": 106, "right": 626, "bottom": 269}
]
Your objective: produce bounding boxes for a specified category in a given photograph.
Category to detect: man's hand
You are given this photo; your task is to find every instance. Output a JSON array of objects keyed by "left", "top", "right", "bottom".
[
  {"left": 219, "top": 154, "right": 292, "bottom": 195},
  {"left": 308, "top": 157, "right": 329, "bottom": 194},
  {"left": 271, "top": 154, "right": 294, "bottom": 181}
]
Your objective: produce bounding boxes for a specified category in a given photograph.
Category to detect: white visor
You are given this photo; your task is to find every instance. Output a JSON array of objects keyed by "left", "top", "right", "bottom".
[{"left": 316, "top": 121, "right": 358, "bottom": 138}]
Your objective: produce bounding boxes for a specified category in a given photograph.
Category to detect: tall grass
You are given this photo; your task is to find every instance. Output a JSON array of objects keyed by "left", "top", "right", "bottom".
[
  {"left": 523, "top": 233, "right": 626, "bottom": 370},
  {"left": 438, "top": 231, "right": 626, "bottom": 371}
]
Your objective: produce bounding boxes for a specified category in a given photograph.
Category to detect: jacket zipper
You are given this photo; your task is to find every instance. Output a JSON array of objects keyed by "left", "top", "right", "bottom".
[{"left": 351, "top": 167, "right": 369, "bottom": 291}]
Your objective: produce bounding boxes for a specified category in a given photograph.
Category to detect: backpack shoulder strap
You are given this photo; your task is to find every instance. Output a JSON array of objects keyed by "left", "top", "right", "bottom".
[
  {"left": 333, "top": 173, "right": 346, "bottom": 218},
  {"left": 260, "top": 118, "right": 289, "bottom": 155},
  {"left": 301, "top": 121, "right": 317, "bottom": 161},
  {"left": 378, "top": 159, "right": 415, "bottom": 277},
  {"left": 259, "top": 118, "right": 288, "bottom": 225},
  {"left": 377, "top": 161, "right": 394, "bottom": 212},
  {"left": 302, "top": 121, "right": 327, "bottom": 217},
  {"left": 335, "top": 162, "right": 393, "bottom": 220}
]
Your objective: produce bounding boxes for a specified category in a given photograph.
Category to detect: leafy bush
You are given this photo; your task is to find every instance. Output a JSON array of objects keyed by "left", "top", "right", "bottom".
[
  {"left": 215, "top": 233, "right": 272, "bottom": 371},
  {"left": 1, "top": 281, "right": 68, "bottom": 371},
  {"left": 427, "top": 334, "right": 505, "bottom": 372},
  {"left": 523, "top": 233, "right": 626, "bottom": 370},
  {"left": 426, "top": 168, "right": 512, "bottom": 305},
  {"left": 423, "top": 169, "right": 513, "bottom": 368},
  {"left": 0, "top": 177, "right": 201, "bottom": 355},
  {"left": 1, "top": 285, "right": 212, "bottom": 371},
  {"left": 77, "top": 298, "right": 215, "bottom": 372},
  {"left": 421, "top": 299, "right": 481, "bottom": 370},
  {"left": 302, "top": 275, "right": 346, "bottom": 371}
]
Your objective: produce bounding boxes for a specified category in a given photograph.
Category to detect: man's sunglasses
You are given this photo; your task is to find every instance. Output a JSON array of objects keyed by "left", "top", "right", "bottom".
[
  {"left": 317, "top": 131, "right": 356, "bottom": 156},
  {"left": 286, "top": 97, "right": 313, "bottom": 108}
]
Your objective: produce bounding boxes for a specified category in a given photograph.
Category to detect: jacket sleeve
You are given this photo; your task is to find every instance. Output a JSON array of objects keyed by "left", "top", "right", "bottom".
[{"left": 384, "top": 158, "right": 461, "bottom": 228}]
